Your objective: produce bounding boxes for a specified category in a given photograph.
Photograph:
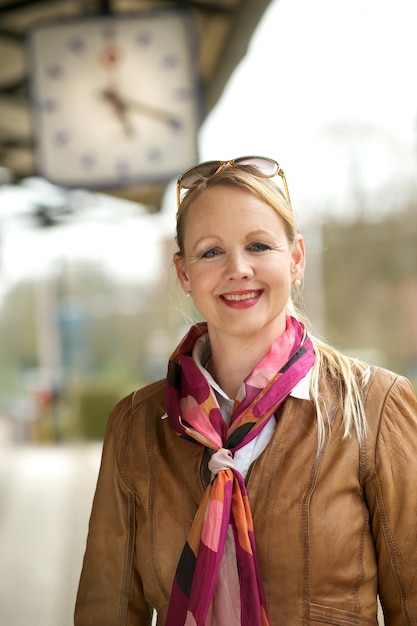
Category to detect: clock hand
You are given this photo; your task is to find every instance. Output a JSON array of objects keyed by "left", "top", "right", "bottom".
[
  {"left": 120, "top": 98, "right": 182, "bottom": 127},
  {"left": 101, "top": 88, "right": 136, "bottom": 136},
  {"left": 99, "top": 89, "right": 181, "bottom": 127}
]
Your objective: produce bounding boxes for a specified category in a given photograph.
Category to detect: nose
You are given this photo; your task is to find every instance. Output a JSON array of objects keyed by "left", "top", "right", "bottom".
[{"left": 224, "top": 251, "right": 254, "bottom": 281}]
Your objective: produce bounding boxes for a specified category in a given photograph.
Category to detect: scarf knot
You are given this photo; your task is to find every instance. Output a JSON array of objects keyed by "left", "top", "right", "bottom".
[{"left": 208, "top": 448, "right": 235, "bottom": 476}]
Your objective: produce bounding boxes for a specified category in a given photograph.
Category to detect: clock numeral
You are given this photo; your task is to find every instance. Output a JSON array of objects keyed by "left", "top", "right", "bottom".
[
  {"left": 175, "top": 86, "right": 193, "bottom": 101},
  {"left": 68, "top": 36, "right": 86, "bottom": 54},
  {"left": 135, "top": 30, "right": 152, "bottom": 47},
  {"left": 147, "top": 147, "right": 162, "bottom": 163},
  {"left": 102, "top": 23, "right": 117, "bottom": 41},
  {"left": 80, "top": 153, "right": 96, "bottom": 169},
  {"left": 39, "top": 98, "right": 58, "bottom": 113},
  {"left": 115, "top": 159, "right": 130, "bottom": 177},
  {"left": 162, "top": 54, "right": 179, "bottom": 70},
  {"left": 169, "top": 119, "right": 182, "bottom": 133},
  {"left": 53, "top": 131, "right": 70, "bottom": 146},
  {"left": 45, "top": 63, "right": 65, "bottom": 80}
]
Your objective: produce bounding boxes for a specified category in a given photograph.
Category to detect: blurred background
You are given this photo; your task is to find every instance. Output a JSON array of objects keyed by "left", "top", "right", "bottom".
[{"left": 0, "top": 0, "right": 416, "bottom": 624}]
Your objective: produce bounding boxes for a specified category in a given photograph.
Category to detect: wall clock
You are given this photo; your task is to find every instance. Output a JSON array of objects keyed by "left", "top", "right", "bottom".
[{"left": 27, "top": 8, "right": 201, "bottom": 189}]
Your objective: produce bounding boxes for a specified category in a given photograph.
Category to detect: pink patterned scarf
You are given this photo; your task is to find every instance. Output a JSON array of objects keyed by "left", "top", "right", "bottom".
[{"left": 165, "top": 316, "right": 316, "bottom": 626}]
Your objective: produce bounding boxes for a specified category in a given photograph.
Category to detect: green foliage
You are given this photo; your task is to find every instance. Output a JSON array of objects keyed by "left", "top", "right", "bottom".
[
  {"left": 70, "top": 380, "right": 134, "bottom": 440},
  {"left": 322, "top": 205, "right": 417, "bottom": 375},
  {"left": 0, "top": 280, "right": 38, "bottom": 372}
]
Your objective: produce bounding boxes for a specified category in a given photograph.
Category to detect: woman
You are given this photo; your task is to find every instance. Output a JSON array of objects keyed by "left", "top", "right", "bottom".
[{"left": 75, "top": 157, "right": 417, "bottom": 626}]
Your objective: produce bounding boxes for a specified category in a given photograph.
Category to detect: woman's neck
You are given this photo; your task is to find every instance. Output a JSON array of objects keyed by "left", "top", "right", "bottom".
[{"left": 207, "top": 337, "right": 273, "bottom": 399}]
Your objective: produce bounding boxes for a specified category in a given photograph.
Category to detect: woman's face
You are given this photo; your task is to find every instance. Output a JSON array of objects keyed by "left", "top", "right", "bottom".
[{"left": 175, "top": 185, "right": 305, "bottom": 345}]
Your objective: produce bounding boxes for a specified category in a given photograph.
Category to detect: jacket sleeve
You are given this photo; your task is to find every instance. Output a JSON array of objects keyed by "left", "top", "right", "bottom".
[
  {"left": 364, "top": 374, "right": 417, "bottom": 626},
  {"left": 74, "top": 404, "right": 153, "bottom": 626}
]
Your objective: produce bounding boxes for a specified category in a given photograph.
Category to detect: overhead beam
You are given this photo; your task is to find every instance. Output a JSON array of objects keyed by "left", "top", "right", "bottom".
[
  {"left": 205, "top": 0, "right": 272, "bottom": 113},
  {"left": 0, "top": 0, "right": 59, "bottom": 14}
]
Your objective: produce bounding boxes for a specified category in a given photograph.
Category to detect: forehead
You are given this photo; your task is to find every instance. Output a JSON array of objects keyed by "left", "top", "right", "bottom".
[{"left": 184, "top": 184, "right": 282, "bottom": 226}]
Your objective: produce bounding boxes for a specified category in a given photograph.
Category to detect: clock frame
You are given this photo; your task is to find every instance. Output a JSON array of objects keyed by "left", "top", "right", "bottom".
[{"left": 27, "top": 7, "right": 201, "bottom": 189}]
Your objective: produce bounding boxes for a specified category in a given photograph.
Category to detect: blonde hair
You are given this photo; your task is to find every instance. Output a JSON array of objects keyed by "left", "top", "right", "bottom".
[{"left": 176, "top": 168, "right": 371, "bottom": 451}]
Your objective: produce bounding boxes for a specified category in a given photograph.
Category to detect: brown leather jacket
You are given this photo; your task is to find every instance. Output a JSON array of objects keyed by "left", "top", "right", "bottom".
[{"left": 74, "top": 367, "right": 417, "bottom": 625}]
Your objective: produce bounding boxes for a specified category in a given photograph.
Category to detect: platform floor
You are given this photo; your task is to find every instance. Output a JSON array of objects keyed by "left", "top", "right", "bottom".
[{"left": 0, "top": 421, "right": 102, "bottom": 626}]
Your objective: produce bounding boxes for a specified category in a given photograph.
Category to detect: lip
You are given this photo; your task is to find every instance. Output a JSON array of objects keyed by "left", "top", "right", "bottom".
[{"left": 219, "top": 289, "right": 263, "bottom": 309}]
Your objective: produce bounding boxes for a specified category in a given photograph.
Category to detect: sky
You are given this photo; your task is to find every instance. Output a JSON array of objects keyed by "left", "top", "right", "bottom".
[
  {"left": 1, "top": 0, "right": 417, "bottom": 290},
  {"left": 198, "top": 0, "right": 417, "bottom": 220},
  {"left": 205, "top": 0, "right": 417, "bottom": 147}
]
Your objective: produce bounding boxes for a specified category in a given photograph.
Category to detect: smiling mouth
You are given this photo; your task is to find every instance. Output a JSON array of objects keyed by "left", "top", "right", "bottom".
[{"left": 221, "top": 290, "right": 262, "bottom": 302}]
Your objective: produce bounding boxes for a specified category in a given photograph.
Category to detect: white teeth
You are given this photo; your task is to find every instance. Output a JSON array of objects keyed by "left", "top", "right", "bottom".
[{"left": 223, "top": 291, "right": 259, "bottom": 301}]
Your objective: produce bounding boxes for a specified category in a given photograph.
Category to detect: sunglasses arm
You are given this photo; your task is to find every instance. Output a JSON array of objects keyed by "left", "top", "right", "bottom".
[
  {"left": 176, "top": 183, "right": 182, "bottom": 212},
  {"left": 279, "top": 169, "right": 292, "bottom": 206}
]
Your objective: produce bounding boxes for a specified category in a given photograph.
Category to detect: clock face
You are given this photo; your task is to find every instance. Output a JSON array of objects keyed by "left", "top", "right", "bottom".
[{"left": 27, "top": 9, "right": 201, "bottom": 189}]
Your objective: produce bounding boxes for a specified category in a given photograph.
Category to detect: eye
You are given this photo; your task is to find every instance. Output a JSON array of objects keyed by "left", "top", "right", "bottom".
[
  {"left": 201, "top": 247, "right": 223, "bottom": 259},
  {"left": 248, "top": 242, "right": 271, "bottom": 252}
]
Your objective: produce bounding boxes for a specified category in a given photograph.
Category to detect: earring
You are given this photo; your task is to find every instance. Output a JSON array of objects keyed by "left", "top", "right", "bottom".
[
  {"left": 186, "top": 291, "right": 191, "bottom": 298},
  {"left": 294, "top": 279, "right": 302, "bottom": 287}
]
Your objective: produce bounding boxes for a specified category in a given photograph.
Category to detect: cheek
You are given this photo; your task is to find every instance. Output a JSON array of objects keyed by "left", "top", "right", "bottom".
[
  {"left": 267, "top": 262, "right": 293, "bottom": 292},
  {"left": 189, "top": 267, "right": 215, "bottom": 292}
]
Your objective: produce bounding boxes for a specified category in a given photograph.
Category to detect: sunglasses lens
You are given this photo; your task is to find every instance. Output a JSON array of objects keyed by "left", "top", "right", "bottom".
[
  {"left": 180, "top": 161, "right": 222, "bottom": 189},
  {"left": 177, "top": 156, "right": 287, "bottom": 211},
  {"left": 234, "top": 157, "right": 278, "bottom": 177}
]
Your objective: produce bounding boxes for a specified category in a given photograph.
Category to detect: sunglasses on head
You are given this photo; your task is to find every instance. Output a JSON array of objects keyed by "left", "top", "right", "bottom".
[{"left": 176, "top": 156, "right": 291, "bottom": 211}]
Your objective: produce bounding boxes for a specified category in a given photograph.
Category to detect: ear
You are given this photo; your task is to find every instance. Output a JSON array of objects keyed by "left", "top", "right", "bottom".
[
  {"left": 173, "top": 253, "right": 191, "bottom": 294},
  {"left": 290, "top": 234, "right": 306, "bottom": 281}
]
